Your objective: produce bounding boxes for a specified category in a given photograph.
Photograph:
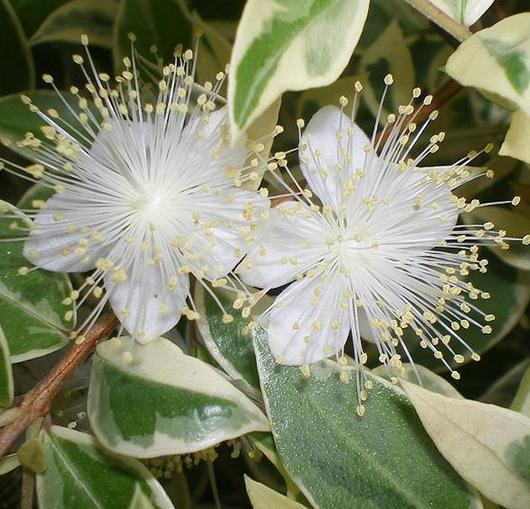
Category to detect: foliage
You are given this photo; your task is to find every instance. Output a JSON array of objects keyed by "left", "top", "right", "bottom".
[{"left": 1, "top": 1, "right": 530, "bottom": 508}]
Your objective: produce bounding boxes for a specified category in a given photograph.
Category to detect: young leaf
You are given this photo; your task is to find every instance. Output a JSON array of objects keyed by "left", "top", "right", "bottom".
[
  {"left": 446, "top": 13, "right": 530, "bottom": 115},
  {"left": 37, "top": 426, "right": 175, "bottom": 509},
  {"left": 228, "top": 0, "right": 370, "bottom": 140},
  {"left": 0, "top": 454, "right": 19, "bottom": 476},
  {"left": 0, "top": 0, "right": 35, "bottom": 94},
  {"left": 500, "top": 111, "right": 530, "bottom": 164},
  {"left": 403, "top": 381, "right": 530, "bottom": 509},
  {"left": 30, "top": 0, "right": 118, "bottom": 48},
  {"left": 245, "top": 476, "right": 306, "bottom": 509},
  {"left": 430, "top": 1, "right": 494, "bottom": 26},
  {"left": 253, "top": 329, "right": 481, "bottom": 509},
  {"left": 88, "top": 336, "right": 269, "bottom": 458},
  {"left": 0, "top": 325, "right": 13, "bottom": 408},
  {"left": 0, "top": 205, "right": 74, "bottom": 362}
]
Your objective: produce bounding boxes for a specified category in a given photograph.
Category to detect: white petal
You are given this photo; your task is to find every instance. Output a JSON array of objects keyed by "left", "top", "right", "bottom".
[
  {"left": 266, "top": 272, "right": 349, "bottom": 365},
  {"left": 178, "top": 108, "right": 248, "bottom": 189},
  {"left": 300, "top": 105, "right": 370, "bottom": 210},
  {"left": 104, "top": 264, "right": 189, "bottom": 343},
  {"left": 238, "top": 201, "right": 328, "bottom": 289},
  {"left": 182, "top": 189, "right": 270, "bottom": 279},
  {"left": 24, "top": 193, "right": 108, "bottom": 272},
  {"left": 365, "top": 164, "right": 458, "bottom": 250}
]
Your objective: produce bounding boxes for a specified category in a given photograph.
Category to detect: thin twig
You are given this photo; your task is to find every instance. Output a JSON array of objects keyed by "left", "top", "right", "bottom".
[
  {"left": 0, "top": 311, "right": 118, "bottom": 459},
  {"left": 401, "top": 0, "right": 472, "bottom": 42}
]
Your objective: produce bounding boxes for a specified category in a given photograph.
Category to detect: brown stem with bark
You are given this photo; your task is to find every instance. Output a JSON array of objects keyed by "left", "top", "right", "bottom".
[{"left": 0, "top": 311, "right": 118, "bottom": 459}]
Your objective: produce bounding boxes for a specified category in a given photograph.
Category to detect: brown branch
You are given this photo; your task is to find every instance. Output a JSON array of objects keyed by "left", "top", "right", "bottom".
[{"left": 0, "top": 311, "right": 118, "bottom": 459}]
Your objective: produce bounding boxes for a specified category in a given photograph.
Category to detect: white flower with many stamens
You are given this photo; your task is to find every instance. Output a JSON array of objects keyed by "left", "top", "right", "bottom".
[
  {"left": 238, "top": 80, "right": 528, "bottom": 413},
  {"left": 1, "top": 37, "right": 269, "bottom": 343}
]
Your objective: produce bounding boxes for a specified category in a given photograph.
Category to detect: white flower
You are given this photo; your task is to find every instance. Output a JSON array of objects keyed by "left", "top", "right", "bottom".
[
  {"left": 238, "top": 83, "right": 527, "bottom": 411},
  {"left": 2, "top": 38, "right": 269, "bottom": 343}
]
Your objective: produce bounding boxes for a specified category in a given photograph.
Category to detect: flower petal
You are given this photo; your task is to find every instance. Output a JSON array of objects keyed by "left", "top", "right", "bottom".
[
  {"left": 24, "top": 193, "right": 108, "bottom": 272},
  {"left": 104, "top": 263, "right": 189, "bottom": 343},
  {"left": 238, "top": 201, "right": 328, "bottom": 289},
  {"left": 299, "top": 105, "right": 370, "bottom": 210},
  {"left": 266, "top": 272, "right": 349, "bottom": 365},
  {"left": 181, "top": 188, "right": 270, "bottom": 280}
]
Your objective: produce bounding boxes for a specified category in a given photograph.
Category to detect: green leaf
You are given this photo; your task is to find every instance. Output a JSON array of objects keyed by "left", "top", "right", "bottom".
[
  {"left": 403, "top": 257, "right": 529, "bottom": 372},
  {"left": 10, "top": 0, "right": 69, "bottom": 36},
  {"left": 430, "top": 0, "right": 494, "bottom": 26},
  {"left": 0, "top": 91, "right": 86, "bottom": 153},
  {"left": 245, "top": 476, "right": 307, "bottom": 509},
  {"left": 0, "top": 325, "right": 14, "bottom": 408},
  {"left": 253, "top": 330, "right": 480, "bottom": 509},
  {"left": 30, "top": 0, "right": 118, "bottom": 48},
  {"left": 228, "top": 0, "right": 370, "bottom": 140},
  {"left": 446, "top": 13, "right": 530, "bottom": 116},
  {"left": 88, "top": 336, "right": 269, "bottom": 458},
  {"left": 0, "top": 0, "right": 35, "bottom": 94},
  {"left": 512, "top": 364, "right": 530, "bottom": 418},
  {"left": 37, "top": 426, "right": 175, "bottom": 509},
  {"left": 195, "top": 285, "right": 260, "bottom": 393},
  {"left": 500, "top": 110, "right": 530, "bottom": 164},
  {"left": 0, "top": 454, "right": 19, "bottom": 476},
  {"left": 403, "top": 381, "right": 530, "bottom": 509},
  {"left": 113, "top": 0, "right": 193, "bottom": 72},
  {"left": 359, "top": 20, "right": 415, "bottom": 119},
  {"left": 0, "top": 205, "right": 74, "bottom": 362}
]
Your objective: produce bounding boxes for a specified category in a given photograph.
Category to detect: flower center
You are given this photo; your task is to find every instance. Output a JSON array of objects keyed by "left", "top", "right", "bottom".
[{"left": 131, "top": 185, "right": 172, "bottom": 224}]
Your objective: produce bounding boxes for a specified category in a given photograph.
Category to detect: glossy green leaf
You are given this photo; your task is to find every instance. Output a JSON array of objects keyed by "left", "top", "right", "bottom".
[
  {"left": 430, "top": 0, "right": 494, "bottom": 26},
  {"left": 446, "top": 13, "right": 530, "bottom": 116},
  {"left": 403, "top": 381, "right": 530, "bottom": 509},
  {"left": 113, "top": 0, "right": 193, "bottom": 71},
  {"left": 30, "top": 0, "right": 118, "bottom": 48},
  {"left": 0, "top": 91, "right": 85, "bottom": 153},
  {"left": 0, "top": 325, "right": 14, "bottom": 408},
  {"left": 88, "top": 336, "right": 269, "bottom": 458},
  {"left": 228, "top": 0, "right": 370, "bottom": 140},
  {"left": 245, "top": 476, "right": 307, "bottom": 509},
  {"left": 195, "top": 285, "right": 260, "bottom": 393},
  {"left": 0, "top": 205, "right": 73, "bottom": 362},
  {"left": 10, "top": 0, "right": 69, "bottom": 36},
  {"left": 253, "top": 330, "right": 480, "bottom": 509},
  {"left": 37, "top": 426, "right": 175, "bottom": 509},
  {"left": 0, "top": 0, "right": 35, "bottom": 94},
  {"left": 512, "top": 364, "right": 530, "bottom": 418},
  {"left": 404, "top": 257, "right": 529, "bottom": 372}
]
